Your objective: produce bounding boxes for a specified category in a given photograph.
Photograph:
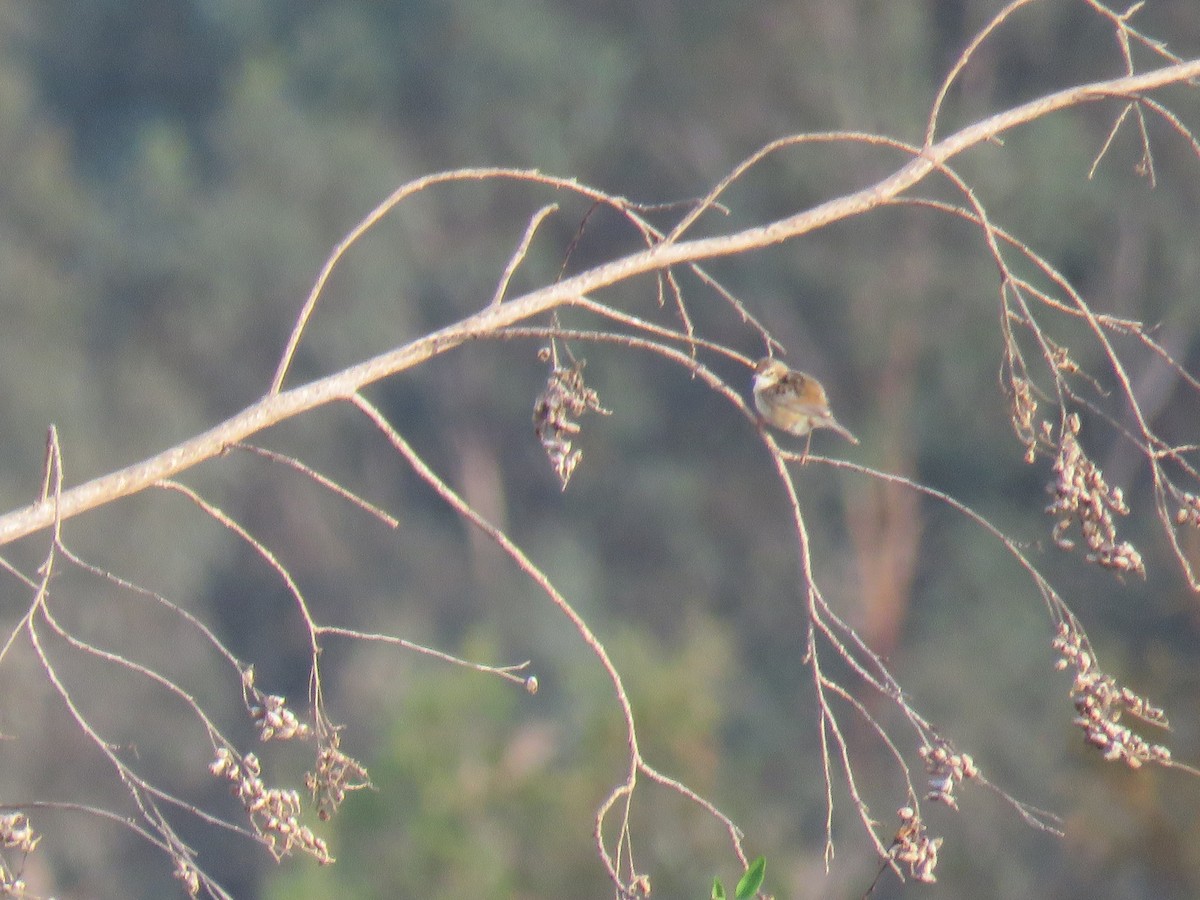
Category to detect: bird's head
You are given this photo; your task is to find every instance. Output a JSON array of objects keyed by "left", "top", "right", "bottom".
[{"left": 753, "top": 357, "right": 789, "bottom": 387}]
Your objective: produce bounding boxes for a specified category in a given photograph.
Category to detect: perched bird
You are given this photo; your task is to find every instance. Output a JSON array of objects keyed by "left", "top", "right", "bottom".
[{"left": 752, "top": 357, "right": 858, "bottom": 450}]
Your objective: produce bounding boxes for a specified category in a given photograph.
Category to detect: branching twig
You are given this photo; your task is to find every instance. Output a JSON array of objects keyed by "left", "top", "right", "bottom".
[{"left": 0, "top": 7, "right": 1198, "bottom": 895}]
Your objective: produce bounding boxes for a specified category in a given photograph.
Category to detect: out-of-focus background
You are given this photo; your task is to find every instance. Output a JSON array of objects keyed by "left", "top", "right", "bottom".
[{"left": 2, "top": 1, "right": 1199, "bottom": 897}]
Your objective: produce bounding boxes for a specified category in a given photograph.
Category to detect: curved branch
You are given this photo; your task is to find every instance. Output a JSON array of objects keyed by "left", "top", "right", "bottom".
[{"left": 1, "top": 58, "right": 1197, "bottom": 548}]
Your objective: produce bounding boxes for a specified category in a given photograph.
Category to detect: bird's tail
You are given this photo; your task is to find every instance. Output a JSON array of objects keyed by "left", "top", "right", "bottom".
[{"left": 827, "top": 417, "right": 859, "bottom": 445}]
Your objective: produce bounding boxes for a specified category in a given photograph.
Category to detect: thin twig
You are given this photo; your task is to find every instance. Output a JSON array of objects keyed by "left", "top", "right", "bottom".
[
  {"left": 491, "top": 203, "right": 559, "bottom": 306},
  {"left": 4, "top": 58, "right": 1199, "bottom": 548},
  {"left": 317, "top": 625, "right": 534, "bottom": 689},
  {"left": 230, "top": 443, "right": 400, "bottom": 528}
]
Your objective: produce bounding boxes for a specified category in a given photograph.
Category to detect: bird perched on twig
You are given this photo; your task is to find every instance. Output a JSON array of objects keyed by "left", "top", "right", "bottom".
[{"left": 752, "top": 357, "right": 858, "bottom": 453}]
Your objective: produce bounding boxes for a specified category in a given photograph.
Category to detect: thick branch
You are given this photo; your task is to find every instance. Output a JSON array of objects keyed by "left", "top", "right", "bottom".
[{"left": 1, "top": 57, "right": 1196, "bottom": 546}]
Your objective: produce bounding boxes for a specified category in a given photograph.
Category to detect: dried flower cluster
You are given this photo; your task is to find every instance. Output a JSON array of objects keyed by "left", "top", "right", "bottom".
[
  {"left": 628, "top": 873, "right": 651, "bottom": 896},
  {"left": 243, "top": 668, "right": 311, "bottom": 743},
  {"left": 1009, "top": 374, "right": 1040, "bottom": 462},
  {"left": 306, "top": 733, "right": 371, "bottom": 821},
  {"left": 0, "top": 813, "right": 38, "bottom": 856},
  {"left": 0, "top": 863, "right": 25, "bottom": 899},
  {"left": 1053, "top": 623, "right": 1170, "bottom": 769},
  {"left": 249, "top": 692, "right": 312, "bottom": 743},
  {"left": 1046, "top": 414, "right": 1144, "bottom": 577},
  {"left": 532, "top": 349, "right": 610, "bottom": 489},
  {"left": 0, "top": 812, "right": 39, "bottom": 897},
  {"left": 210, "top": 748, "right": 333, "bottom": 864},
  {"left": 1174, "top": 491, "right": 1200, "bottom": 528},
  {"left": 889, "top": 806, "right": 941, "bottom": 884},
  {"left": 174, "top": 857, "right": 200, "bottom": 897},
  {"left": 919, "top": 740, "right": 978, "bottom": 810}
]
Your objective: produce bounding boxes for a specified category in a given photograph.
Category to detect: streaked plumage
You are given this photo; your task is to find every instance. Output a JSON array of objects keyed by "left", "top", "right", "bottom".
[{"left": 752, "top": 357, "right": 858, "bottom": 445}]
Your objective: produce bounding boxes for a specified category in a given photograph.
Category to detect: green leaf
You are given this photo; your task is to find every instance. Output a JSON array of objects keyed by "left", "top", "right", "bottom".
[
  {"left": 712, "top": 876, "right": 726, "bottom": 900},
  {"left": 735, "top": 856, "right": 766, "bottom": 900}
]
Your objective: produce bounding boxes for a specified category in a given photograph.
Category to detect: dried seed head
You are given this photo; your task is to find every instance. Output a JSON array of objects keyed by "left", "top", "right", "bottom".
[
  {"left": 1054, "top": 624, "right": 1171, "bottom": 769},
  {"left": 532, "top": 352, "right": 611, "bottom": 490},
  {"left": 889, "top": 807, "right": 942, "bottom": 884},
  {"left": 1045, "top": 421, "right": 1143, "bottom": 579},
  {"left": 921, "top": 738, "right": 979, "bottom": 809}
]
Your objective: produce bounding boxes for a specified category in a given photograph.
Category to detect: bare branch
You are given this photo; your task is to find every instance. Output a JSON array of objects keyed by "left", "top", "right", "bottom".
[{"left": 491, "top": 203, "right": 559, "bottom": 306}]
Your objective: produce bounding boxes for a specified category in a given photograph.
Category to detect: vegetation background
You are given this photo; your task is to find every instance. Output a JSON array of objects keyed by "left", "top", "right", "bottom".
[{"left": 1, "top": 0, "right": 1199, "bottom": 897}]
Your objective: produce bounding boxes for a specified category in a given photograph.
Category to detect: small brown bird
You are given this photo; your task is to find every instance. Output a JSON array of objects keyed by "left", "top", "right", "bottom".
[{"left": 752, "top": 357, "right": 858, "bottom": 450}]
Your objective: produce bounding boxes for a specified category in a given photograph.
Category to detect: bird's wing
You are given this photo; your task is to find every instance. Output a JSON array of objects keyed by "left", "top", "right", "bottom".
[
  {"left": 783, "top": 371, "right": 828, "bottom": 405},
  {"left": 761, "top": 376, "right": 798, "bottom": 401}
]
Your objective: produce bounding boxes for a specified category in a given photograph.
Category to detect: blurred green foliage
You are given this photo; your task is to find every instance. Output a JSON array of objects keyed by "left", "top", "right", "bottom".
[{"left": 1, "top": 0, "right": 1199, "bottom": 897}]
